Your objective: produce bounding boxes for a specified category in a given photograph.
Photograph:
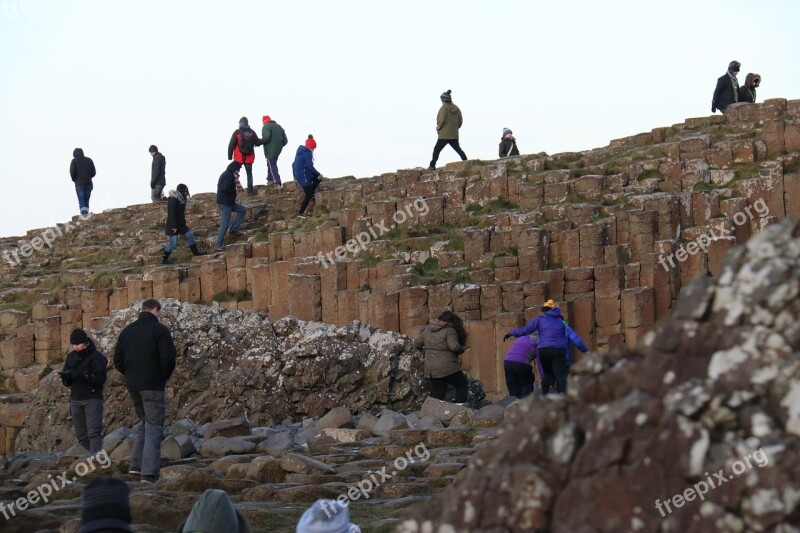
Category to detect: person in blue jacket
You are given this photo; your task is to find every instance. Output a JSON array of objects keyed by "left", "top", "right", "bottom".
[
  {"left": 292, "top": 134, "right": 322, "bottom": 218},
  {"left": 214, "top": 162, "right": 246, "bottom": 252},
  {"left": 503, "top": 300, "right": 588, "bottom": 395}
]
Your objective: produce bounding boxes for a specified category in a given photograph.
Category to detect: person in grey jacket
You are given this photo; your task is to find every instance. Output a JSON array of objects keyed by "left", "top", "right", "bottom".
[
  {"left": 414, "top": 310, "right": 468, "bottom": 403},
  {"left": 149, "top": 145, "right": 166, "bottom": 202}
]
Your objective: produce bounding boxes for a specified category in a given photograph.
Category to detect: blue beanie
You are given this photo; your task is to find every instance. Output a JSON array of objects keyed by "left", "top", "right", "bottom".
[
  {"left": 440, "top": 90, "right": 452, "bottom": 101},
  {"left": 503, "top": 128, "right": 512, "bottom": 136}
]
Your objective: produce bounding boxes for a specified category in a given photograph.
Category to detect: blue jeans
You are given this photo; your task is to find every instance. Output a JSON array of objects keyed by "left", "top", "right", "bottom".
[
  {"left": 75, "top": 185, "right": 92, "bottom": 215},
  {"left": 129, "top": 389, "right": 166, "bottom": 478},
  {"left": 266, "top": 157, "right": 281, "bottom": 185},
  {"left": 243, "top": 163, "right": 254, "bottom": 191},
  {"left": 215, "top": 203, "right": 247, "bottom": 249},
  {"left": 165, "top": 230, "right": 196, "bottom": 253}
]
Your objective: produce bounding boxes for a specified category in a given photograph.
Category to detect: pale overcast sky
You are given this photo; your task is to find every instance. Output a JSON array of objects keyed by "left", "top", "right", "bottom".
[{"left": 0, "top": 0, "right": 797, "bottom": 238}]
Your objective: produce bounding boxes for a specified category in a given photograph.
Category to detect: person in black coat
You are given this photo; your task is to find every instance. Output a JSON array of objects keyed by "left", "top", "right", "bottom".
[
  {"left": 214, "top": 162, "right": 247, "bottom": 251},
  {"left": 113, "top": 299, "right": 177, "bottom": 483},
  {"left": 499, "top": 128, "right": 520, "bottom": 158},
  {"left": 738, "top": 73, "right": 761, "bottom": 104},
  {"left": 161, "top": 184, "right": 203, "bottom": 264},
  {"left": 149, "top": 145, "right": 167, "bottom": 203},
  {"left": 712, "top": 60, "right": 741, "bottom": 114},
  {"left": 59, "top": 329, "right": 108, "bottom": 454},
  {"left": 70, "top": 148, "right": 96, "bottom": 216}
]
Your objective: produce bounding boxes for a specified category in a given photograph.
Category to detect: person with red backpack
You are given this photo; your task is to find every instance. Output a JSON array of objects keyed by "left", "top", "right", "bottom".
[{"left": 227, "top": 117, "right": 262, "bottom": 196}]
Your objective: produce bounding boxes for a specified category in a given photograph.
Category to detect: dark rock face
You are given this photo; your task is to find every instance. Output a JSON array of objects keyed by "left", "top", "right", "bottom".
[
  {"left": 16, "top": 304, "right": 426, "bottom": 452},
  {"left": 399, "top": 218, "right": 800, "bottom": 532}
]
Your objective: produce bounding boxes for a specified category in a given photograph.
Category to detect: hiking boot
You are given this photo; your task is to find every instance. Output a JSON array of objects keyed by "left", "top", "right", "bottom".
[
  {"left": 128, "top": 468, "right": 141, "bottom": 475},
  {"left": 229, "top": 229, "right": 244, "bottom": 236},
  {"left": 427, "top": 166, "right": 436, "bottom": 171},
  {"left": 297, "top": 213, "right": 309, "bottom": 219},
  {"left": 189, "top": 244, "right": 204, "bottom": 256},
  {"left": 140, "top": 475, "right": 157, "bottom": 484},
  {"left": 160, "top": 250, "right": 171, "bottom": 265}
]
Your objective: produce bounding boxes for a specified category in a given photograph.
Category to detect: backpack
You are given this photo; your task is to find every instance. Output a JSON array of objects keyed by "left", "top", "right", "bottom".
[{"left": 238, "top": 129, "right": 256, "bottom": 155}]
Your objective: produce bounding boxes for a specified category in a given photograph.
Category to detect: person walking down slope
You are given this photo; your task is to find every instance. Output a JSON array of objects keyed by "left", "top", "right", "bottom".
[
  {"left": 261, "top": 115, "right": 288, "bottom": 186},
  {"left": 59, "top": 328, "right": 108, "bottom": 454},
  {"left": 215, "top": 162, "right": 247, "bottom": 252},
  {"left": 149, "top": 145, "right": 166, "bottom": 203},
  {"left": 161, "top": 184, "right": 204, "bottom": 264},
  {"left": 414, "top": 311, "right": 469, "bottom": 403},
  {"left": 738, "top": 73, "right": 761, "bottom": 104},
  {"left": 70, "top": 148, "right": 96, "bottom": 216},
  {"left": 712, "top": 60, "right": 741, "bottom": 114},
  {"left": 227, "top": 117, "right": 262, "bottom": 196},
  {"left": 499, "top": 128, "right": 520, "bottom": 158},
  {"left": 292, "top": 135, "right": 322, "bottom": 218},
  {"left": 113, "top": 298, "right": 176, "bottom": 484},
  {"left": 503, "top": 332, "right": 537, "bottom": 399},
  {"left": 428, "top": 89, "right": 467, "bottom": 170}
]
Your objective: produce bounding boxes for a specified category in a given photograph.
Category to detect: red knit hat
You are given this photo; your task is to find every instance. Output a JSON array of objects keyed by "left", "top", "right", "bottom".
[
  {"left": 262, "top": 115, "right": 271, "bottom": 125},
  {"left": 305, "top": 134, "right": 316, "bottom": 150}
]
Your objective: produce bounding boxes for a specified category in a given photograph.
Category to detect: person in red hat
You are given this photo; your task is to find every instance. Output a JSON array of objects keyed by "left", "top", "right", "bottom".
[
  {"left": 292, "top": 135, "right": 322, "bottom": 218},
  {"left": 227, "top": 117, "right": 262, "bottom": 196},
  {"left": 261, "top": 115, "right": 288, "bottom": 186}
]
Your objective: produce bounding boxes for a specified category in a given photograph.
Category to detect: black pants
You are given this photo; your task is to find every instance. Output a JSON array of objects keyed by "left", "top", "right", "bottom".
[
  {"left": 70, "top": 398, "right": 103, "bottom": 454},
  {"left": 299, "top": 178, "right": 321, "bottom": 215},
  {"left": 539, "top": 347, "right": 568, "bottom": 395},
  {"left": 428, "top": 371, "right": 468, "bottom": 403},
  {"left": 504, "top": 361, "right": 534, "bottom": 398},
  {"left": 430, "top": 139, "right": 467, "bottom": 167}
]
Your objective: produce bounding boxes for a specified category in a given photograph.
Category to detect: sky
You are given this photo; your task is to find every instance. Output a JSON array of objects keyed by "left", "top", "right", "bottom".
[{"left": 0, "top": 0, "right": 798, "bottom": 238}]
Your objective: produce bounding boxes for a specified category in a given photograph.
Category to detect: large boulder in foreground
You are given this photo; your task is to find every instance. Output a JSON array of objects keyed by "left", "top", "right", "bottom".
[
  {"left": 399, "top": 218, "right": 800, "bottom": 531},
  {"left": 17, "top": 305, "right": 425, "bottom": 453}
]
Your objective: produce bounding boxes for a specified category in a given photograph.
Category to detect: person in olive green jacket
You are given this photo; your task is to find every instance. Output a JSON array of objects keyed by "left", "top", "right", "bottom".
[
  {"left": 261, "top": 115, "right": 288, "bottom": 186},
  {"left": 414, "top": 310, "right": 468, "bottom": 403},
  {"left": 428, "top": 89, "right": 467, "bottom": 170}
]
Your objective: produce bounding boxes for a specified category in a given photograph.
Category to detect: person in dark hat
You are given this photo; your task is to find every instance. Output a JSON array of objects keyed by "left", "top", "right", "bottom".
[
  {"left": 428, "top": 89, "right": 467, "bottom": 170},
  {"left": 738, "top": 73, "right": 761, "bottom": 103},
  {"left": 499, "top": 128, "right": 519, "bottom": 158},
  {"left": 59, "top": 329, "right": 108, "bottom": 454},
  {"left": 177, "top": 489, "right": 253, "bottom": 533},
  {"left": 712, "top": 60, "right": 741, "bottom": 114},
  {"left": 79, "top": 477, "right": 133, "bottom": 533},
  {"left": 214, "top": 162, "right": 247, "bottom": 251},
  {"left": 149, "top": 145, "right": 167, "bottom": 203}
]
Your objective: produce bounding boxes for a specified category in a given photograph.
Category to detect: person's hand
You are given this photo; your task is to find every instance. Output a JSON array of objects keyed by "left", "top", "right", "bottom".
[
  {"left": 172, "top": 228, "right": 178, "bottom": 234},
  {"left": 503, "top": 334, "right": 511, "bottom": 341}
]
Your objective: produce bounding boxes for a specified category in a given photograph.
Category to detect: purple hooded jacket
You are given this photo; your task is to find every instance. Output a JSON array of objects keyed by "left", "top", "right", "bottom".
[
  {"left": 504, "top": 334, "right": 538, "bottom": 365},
  {"left": 507, "top": 307, "right": 571, "bottom": 349}
]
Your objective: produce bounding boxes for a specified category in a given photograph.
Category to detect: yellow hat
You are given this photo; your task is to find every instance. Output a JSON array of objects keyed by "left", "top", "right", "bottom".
[{"left": 543, "top": 299, "right": 556, "bottom": 309}]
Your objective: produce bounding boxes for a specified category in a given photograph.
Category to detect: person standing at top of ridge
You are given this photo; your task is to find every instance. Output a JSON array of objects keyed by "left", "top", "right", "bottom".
[
  {"left": 70, "top": 148, "right": 96, "bottom": 216},
  {"left": 428, "top": 89, "right": 467, "bottom": 170},
  {"left": 149, "top": 145, "right": 166, "bottom": 203},
  {"left": 227, "top": 117, "right": 262, "bottom": 196},
  {"left": 499, "top": 128, "right": 519, "bottom": 158},
  {"left": 292, "top": 135, "right": 322, "bottom": 218},
  {"left": 738, "top": 73, "right": 761, "bottom": 104},
  {"left": 261, "top": 115, "right": 288, "bottom": 186},
  {"left": 712, "top": 60, "right": 741, "bottom": 114}
]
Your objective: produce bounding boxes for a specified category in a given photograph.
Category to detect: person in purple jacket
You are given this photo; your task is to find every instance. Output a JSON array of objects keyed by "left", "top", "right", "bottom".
[
  {"left": 503, "top": 332, "right": 538, "bottom": 398},
  {"left": 503, "top": 300, "right": 588, "bottom": 395}
]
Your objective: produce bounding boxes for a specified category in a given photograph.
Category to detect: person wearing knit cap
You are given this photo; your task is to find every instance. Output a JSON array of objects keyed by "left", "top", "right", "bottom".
[
  {"left": 296, "top": 499, "right": 362, "bottom": 533},
  {"left": 177, "top": 489, "right": 253, "bottom": 533},
  {"left": 428, "top": 89, "right": 467, "bottom": 170},
  {"left": 79, "top": 477, "right": 133, "bottom": 533},
  {"left": 227, "top": 116, "right": 263, "bottom": 196},
  {"left": 738, "top": 73, "right": 761, "bottom": 104},
  {"left": 261, "top": 115, "right": 289, "bottom": 186},
  {"left": 214, "top": 162, "right": 247, "bottom": 251},
  {"left": 149, "top": 145, "right": 167, "bottom": 203},
  {"left": 712, "top": 60, "right": 741, "bottom": 114},
  {"left": 59, "top": 329, "right": 108, "bottom": 454},
  {"left": 292, "top": 135, "right": 322, "bottom": 218},
  {"left": 499, "top": 128, "right": 519, "bottom": 158}
]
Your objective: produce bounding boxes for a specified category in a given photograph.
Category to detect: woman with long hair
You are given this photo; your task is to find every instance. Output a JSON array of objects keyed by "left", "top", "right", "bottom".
[{"left": 414, "top": 310, "right": 469, "bottom": 403}]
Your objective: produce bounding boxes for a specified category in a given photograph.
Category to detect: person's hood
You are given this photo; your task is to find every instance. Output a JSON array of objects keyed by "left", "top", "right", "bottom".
[
  {"left": 73, "top": 148, "right": 84, "bottom": 158},
  {"left": 179, "top": 489, "right": 252, "bottom": 533},
  {"left": 545, "top": 307, "right": 563, "bottom": 319},
  {"left": 226, "top": 161, "right": 242, "bottom": 173},
  {"left": 296, "top": 145, "right": 312, "bottom": 156},
  {"left": 745, "top": 73, "right": 761, "bottom": 88},
  {"left": 442, "top": 102, "right": 459, "bottom": 115},
  {"left": 169, "top": 190, "right": 186, "bottom": 204},
  {"left": 428, "top": 319, "right": 450, "bottom": 332},
  {"left": 239, "top": 124, "right": 251, "bottom": 132}
]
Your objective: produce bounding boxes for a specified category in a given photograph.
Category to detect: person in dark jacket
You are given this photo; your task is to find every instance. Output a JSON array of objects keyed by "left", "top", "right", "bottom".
[
  {"left": 70, "top": 148, "right": 97, "bottom": 216},
  {"left": 227, "top": 117, "right": 262, "bottom": 196},
  {"left": 428, "top": 89, "right": 467, "bottom": 170},
  {"left": 214, "top": 162, "right": 247, "bottom": 251},
  {"left": 414, "top": 310, "right": 468, "bottom": 403},
  {"left": 161, "top": 184, "right": 203, "bottom": 264},
  {"left": 738, "top": 73, "right": 761, "bottom": 104},
  {"left": 503, "top": 300, "right": 588, "bottom": 395},
  {"left": 499, "top": 128, "right": 520, "bottom": 158},
  {"left": 149, "top": 145, "right": 166, "bottom": 203},
  {"left": 503, "top": 332, "right": 537, "bottom": 398},
  {"left": 79, "top": 477, "right": 133, "bottom": 533},
  {"left": 261, "top": 115, "right": 288, "bottom": 186},
  {"left": 59, "top": 329, "right": 107, "bottom": 454},
  {"left": 292, "top": 135, "right": 322, "bottom": 218},
  {"left": 113, "top": 299, "right": 177, "bottom": 483},
  {"left": 712, "top": 60, "right": 741, "bottom": 114}
]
